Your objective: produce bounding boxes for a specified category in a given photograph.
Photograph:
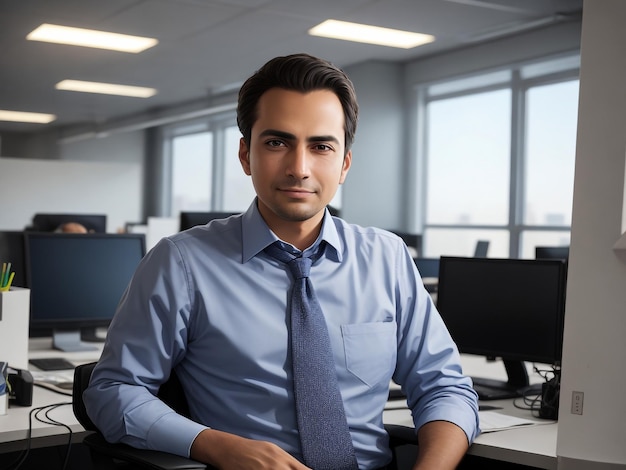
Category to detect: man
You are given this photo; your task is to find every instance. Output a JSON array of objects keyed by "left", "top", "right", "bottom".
[{"left": 84, "top": 53, "right": 479, "bottom": 470}]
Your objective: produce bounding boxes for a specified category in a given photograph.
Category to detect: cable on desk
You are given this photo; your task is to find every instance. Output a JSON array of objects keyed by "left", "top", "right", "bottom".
[
  {"left": 513, "top": 364, "right": 560, "bottom": 419},
  {"left": 1, "top": 401, "right": 72, "bottom": 470}
]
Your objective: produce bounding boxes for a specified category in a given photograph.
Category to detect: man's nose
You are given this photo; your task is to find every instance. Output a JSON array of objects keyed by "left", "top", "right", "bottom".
[{"left": 286, "top": 145, "right": 310, "bottom": 179}]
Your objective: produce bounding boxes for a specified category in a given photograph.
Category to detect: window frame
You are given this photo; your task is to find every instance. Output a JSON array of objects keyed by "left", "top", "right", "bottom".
[
  {"left": 161, "top": 111, "right": 239, "bottom": 217},
  {"left": 414, "top": 53, "right": 580, "bottom": 258}
]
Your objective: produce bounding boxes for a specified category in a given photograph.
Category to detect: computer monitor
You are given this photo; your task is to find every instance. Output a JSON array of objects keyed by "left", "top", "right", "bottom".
[
  {"left": 179, "top": 211, "right": 238, "bottom": 231},
  {"left": 413, "top": 257, "right": 440, "bottom": 293},
  {"left": 25, "top": 232, "right": 145, "bottom": 352},
  {"left": 436, "top": 256, "right": 567, "bottom": 399},
  {"left": 413, "top": 257, "right": 440, "bottom": 279},
  {"left": 473, "top": 240, "right": 490, "bottom": 258},
  {"left": 535, "top": 246, "right": 569, "bottom": 261},
  {"left": 0, "top": 231, "right": 27, "bottom": 288},
  {"left": 30, "top": 213, "right": 107, "bottom": 233}
]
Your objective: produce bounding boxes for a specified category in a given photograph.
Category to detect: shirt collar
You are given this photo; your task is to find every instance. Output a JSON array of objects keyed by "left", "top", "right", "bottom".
[{"left": 241, "top": 199, "right": 342, "bottom": 263}]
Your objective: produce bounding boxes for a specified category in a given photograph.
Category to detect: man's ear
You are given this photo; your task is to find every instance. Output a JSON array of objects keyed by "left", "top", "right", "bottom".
[
  {"left": 239, "top": 138, "right": 251, "bottom": 175},
  {"left": 339, "top": 149, "right": 352, "bottom": 184}
]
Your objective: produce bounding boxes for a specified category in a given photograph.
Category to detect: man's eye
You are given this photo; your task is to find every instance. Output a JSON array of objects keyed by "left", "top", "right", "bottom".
[
  {"left": 266, "top": 139, "right": 285, "bottom": 147},
  {"left": 314, "top": 144, "right": 332, "bottom": 151}
]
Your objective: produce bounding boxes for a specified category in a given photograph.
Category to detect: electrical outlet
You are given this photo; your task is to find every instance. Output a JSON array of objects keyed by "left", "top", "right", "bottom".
[{"left": 571, "top": 391, "right": 584, "bottom": 415}]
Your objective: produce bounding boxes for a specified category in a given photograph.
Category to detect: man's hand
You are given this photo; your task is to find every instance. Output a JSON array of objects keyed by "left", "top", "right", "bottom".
[{"left": 190, "top": 429, "right": 311, "bottom": 470}]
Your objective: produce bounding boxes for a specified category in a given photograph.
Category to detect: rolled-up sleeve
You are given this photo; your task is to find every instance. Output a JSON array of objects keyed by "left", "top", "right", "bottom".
[{"left": 392, "top": 244, "right": 480, "bottom": 443}]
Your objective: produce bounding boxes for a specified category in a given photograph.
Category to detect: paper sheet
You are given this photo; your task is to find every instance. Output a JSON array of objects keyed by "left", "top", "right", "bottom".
[{"left": 479, "top": 410, "right": 545, "bottom": 432}]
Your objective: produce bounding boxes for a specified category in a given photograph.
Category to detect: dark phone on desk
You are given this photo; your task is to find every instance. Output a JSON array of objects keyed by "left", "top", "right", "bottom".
[{"left": 8, "top": 368, "right": 34, "bottom": 406}]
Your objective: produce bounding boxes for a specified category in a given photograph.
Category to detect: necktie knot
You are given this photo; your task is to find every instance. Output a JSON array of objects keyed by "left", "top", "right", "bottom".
[
  {"left": 264, "top": 241, "right": 322, "bottom": 280},
  {"left": 288, "top": 256, "right": 311, "bottom": 280}
]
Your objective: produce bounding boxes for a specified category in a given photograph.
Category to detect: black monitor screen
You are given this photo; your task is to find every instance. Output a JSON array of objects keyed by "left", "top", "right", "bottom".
[
  {"left": 25, "top": 232, "right": 145, "bottom": 351},
  {"left": 0, "top": 231, "right": 27, "bottom": 288},
  {"left": 436, "top": 256, "right": 567, "bottom": 397},
  {"left": 30, "top": 213, "right": 107, "bottom": 233},
  {"left": 179, "top": 211, "right": 238, "bottom": 231},
  {"left": 535, "top": 246, "right": 569, "bottom": 261},
  {"left": 437, "top": 256, "right": 567, "bottom": 364}
]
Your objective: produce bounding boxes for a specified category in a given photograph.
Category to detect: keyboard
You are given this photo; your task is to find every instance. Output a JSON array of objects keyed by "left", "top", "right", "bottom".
[
  {"left": 29, "top": 357, "right": 76, "bottom": 371},
  {"left": 472, "top": 382, "right": 520, "bottom": 400}
]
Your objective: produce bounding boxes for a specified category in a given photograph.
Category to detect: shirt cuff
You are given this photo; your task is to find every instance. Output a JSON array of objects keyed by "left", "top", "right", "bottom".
[
  {"left": 146, "top": 411, "right": 209, "bottom": 457},
  {"left": 413, "top": 400, "right": 480, "bottom": 443}
]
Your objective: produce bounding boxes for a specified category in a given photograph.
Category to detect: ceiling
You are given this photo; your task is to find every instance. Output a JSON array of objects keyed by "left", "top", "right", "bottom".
[{"left": 0, "top": 0, "right": 583, "bottom": 135}]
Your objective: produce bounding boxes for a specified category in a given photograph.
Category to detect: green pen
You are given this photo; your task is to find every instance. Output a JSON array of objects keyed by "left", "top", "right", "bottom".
[{"left": 2, "top": 262, "right": 11, "bottom": 287}]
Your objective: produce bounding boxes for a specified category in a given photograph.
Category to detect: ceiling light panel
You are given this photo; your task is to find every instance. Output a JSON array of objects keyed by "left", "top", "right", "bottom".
[
  {"left": 309, "top": 20, "right": 435, "bottom": 49},
  {"left": 26, "top": 23, "right": 158, "bottom": 53},
  {"left": 56, "top": 80, "right": 157, "bottom": 98},
  {"left": 0, "top": 110, "right": 56, "bottom": 124}
]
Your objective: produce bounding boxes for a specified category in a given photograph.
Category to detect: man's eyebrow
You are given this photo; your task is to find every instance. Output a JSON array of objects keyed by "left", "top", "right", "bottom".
[
  {"left": 258, "top": 129, "right": 341, "bottom": 145},
  {"left": 259, "top": 129, "right": 296, "bottom": 140},
  {"left": 308, "top": 135, "right": 341, "bottom": 145}
]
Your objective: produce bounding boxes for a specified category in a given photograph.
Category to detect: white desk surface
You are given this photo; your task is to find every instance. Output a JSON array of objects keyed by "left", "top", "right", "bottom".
[
  {"left": 0, "top": 337, "right": 103, "bottom": 453},
  {"left": 385, "top": 354, "right": 558, "bottom": 470},
  {"left": 384, "top": 399, "right": 557, "bottom": 470},
  {"left": 2, "top": 338, "right": 557, "bottom": 469}
]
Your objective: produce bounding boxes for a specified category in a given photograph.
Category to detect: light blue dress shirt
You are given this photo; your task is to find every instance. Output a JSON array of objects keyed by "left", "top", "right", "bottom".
[{"left": 84, "top": 201, "right": 479, "bottom": 469}]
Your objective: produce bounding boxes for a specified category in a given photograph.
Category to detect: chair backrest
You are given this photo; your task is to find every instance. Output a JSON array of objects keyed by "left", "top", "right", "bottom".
[
  {"left": 73, "top": 362, "right": 190, "bottom": 432},
  {"left": 73, "top": 362, "right": 98, "bottom": 431}
]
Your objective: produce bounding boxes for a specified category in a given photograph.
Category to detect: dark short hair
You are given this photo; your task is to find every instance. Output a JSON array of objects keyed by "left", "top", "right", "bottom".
[{"left": 237, "top": 53, "right": 359, "bottom": 153}]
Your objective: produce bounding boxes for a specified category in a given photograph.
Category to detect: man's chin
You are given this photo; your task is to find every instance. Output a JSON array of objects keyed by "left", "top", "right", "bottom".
[{"left": 273, "top": 204, "right": 324, "bottom": 222}]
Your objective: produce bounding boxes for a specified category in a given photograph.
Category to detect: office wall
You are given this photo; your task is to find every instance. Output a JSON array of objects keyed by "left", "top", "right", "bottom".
[
  {"left": 556, "top": 1, "right": 626, "bottom": 468},
  {"left": 342, "top": 61, "right": 405, "bottom": 229},
  {"left": 404, "top": 21, "right": 581, "bottom": 85},
  {"left": 0, "top": 129, "right": 61, "bottom": 159},
  {"left": 60, "top": 130, "right": 144, "bottom": 165},
  {"left": 0, "top": 157, "right": 142, "bottom": 233}
]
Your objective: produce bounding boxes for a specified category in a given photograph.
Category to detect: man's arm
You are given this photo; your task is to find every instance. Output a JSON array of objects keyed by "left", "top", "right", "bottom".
[
  {"left": 84, "top": 238, "right": 206, "bottom": 456},
  {"left": 392, "top": 241, "right": 480, "bottom": 464},
  {"left": 412, "top": 421, "right": 469, "bottom": 470},
  {"left": 190, "top": 429, "right": 310, "bottom": 470}
]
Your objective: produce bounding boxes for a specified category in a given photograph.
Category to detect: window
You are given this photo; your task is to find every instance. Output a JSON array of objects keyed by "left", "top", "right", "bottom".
[
  {"left": 170, "top": 131, "right": 213, "bottom": 215},
  {"left": 223, "top": 125, "right": 256, "bottom": 211},
  {"left": 164, "top": 115, "right": 253, "bottom": 217},
  {"left": 418, "top": 54, "right": 579, "bottom": 258}
]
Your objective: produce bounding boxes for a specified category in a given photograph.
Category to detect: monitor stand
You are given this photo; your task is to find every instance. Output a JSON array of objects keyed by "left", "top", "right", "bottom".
[
  {"left": 471, "top": 359, "right": 530, "bottom": 400},
  {"left": 81, "top": 327, "right": 106, "bottom": 343},
  {"left": 52, "top": 329, "right": 98, "bottom": 352}
]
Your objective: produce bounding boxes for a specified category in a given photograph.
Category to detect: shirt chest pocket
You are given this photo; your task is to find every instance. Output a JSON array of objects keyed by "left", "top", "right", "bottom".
[{"left": 341, "top": 322, "right": 397, "bottom": 387}]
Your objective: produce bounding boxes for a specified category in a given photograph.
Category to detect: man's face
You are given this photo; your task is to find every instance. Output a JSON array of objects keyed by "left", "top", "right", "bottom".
[{"left": 239, "top": 88, "right": 351, "bottom": 229}]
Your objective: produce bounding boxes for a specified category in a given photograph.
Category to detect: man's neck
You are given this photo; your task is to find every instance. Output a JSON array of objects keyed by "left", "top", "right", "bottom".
[{"left": 258, "top": 205, "right": 324, "bottom": 251}]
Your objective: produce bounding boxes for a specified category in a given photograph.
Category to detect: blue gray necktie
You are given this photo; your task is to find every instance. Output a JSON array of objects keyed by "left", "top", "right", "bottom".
[{"left": 264, "top": 242, "right": 358, "bottom": 470}]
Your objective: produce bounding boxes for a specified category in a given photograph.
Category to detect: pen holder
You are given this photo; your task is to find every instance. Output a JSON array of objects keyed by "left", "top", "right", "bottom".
[{"left": 0, "top": 288, "right": 30, "bottom": 371}]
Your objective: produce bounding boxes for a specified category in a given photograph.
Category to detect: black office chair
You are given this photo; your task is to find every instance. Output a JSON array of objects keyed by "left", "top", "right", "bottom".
[{"left": 73, "top": 363, "right": 416, "bottom": 470}]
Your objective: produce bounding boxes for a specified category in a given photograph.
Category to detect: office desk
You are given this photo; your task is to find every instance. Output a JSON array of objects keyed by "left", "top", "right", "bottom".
[
  {"left": 3, "top": 340, "right": 557, "bottom": 469},
  {"left": 0, "top": 338, "right": 102, "bottom": 454},
  {"left": 0, "top": 385, "right": 85, "bottom": 453},
  {"left": 384, "top": 399, "right": 557, "bottom": 470},
  {"left": 385, "top": 354, "right": 558, "bottom": 469}
]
